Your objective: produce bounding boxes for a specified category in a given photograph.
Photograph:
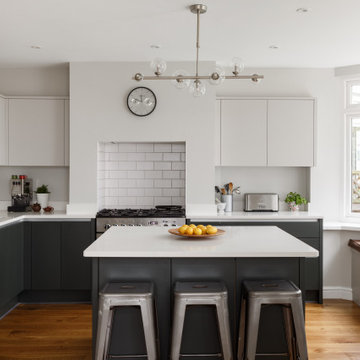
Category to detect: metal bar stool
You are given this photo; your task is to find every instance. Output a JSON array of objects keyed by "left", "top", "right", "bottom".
[
  {"left": 95, "top": 282, "right": 158, "bottom": 360},
  {"left": 171, "top": 281, "right": 233, "bottom": 360},
  {"left": 237, "top": 279, "right": 308, "bottom": 360}
]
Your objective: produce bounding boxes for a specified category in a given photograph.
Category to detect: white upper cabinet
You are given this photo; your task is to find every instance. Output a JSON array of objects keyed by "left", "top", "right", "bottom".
[
  {"left": 267, "top": 99, "right": 315, "bottom": 166},
  {"left": 8, "top": 99, "right": 65, "bottom": 166},
  {"left": 0, "top": 97, "right": 8, "bottom": 165},
  {"left": 221, "top": 99, "right": 267, "bottom": 166}
]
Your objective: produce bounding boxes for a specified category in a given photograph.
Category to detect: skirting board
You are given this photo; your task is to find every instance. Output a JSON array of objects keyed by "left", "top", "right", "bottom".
[{"left": 323, "top": 286, "right": 353, "bottom": 301}]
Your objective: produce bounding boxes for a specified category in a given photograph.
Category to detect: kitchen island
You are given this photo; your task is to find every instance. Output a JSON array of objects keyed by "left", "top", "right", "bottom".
[{"left": 84, "top": 226, "right": 318, "bottom": 360}]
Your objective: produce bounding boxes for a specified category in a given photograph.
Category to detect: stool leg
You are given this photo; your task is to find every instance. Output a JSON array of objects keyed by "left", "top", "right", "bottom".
[
  {"left": 290, "top": 298, "right": 308, "bottom": 360},
  {"left": 216, "top": 296, "right": 233, "bottom": 360},
  {"left": 95, "top": 296, "right": 113, "bottom": 360},
  {"left": 245, "top": 298, "right": 262, "bottom": 360},
  {"left": 171, "top": 297, "right": 187, "bottom": 360},
  {"left": 140, "top": 298, "right": 158, "bottom": 360},
  {"left": 237, "top": 297, "right": 246, "bottom": 360},
  {"left": 283, "top": 306, "right": 295, "bottom": 360}
]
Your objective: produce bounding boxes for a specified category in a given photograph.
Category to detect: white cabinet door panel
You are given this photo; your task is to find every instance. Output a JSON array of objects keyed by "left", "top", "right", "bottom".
[
  {"left": 215, "top": 100, "right": 221, "bottom": 166},
  {"left": 0, "top": 97, "right": 8, "bottom": 165},
  {"left": 221, "top": 100, "right": 267, "bottom": 166},
  {"left": 9, "top": 99, "right": 65, "bottom": 166},
  {"left": 268, "top": 100, "right": 314, "bottom": 166}
]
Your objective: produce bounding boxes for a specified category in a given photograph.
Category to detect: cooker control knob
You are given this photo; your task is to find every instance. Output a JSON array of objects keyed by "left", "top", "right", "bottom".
[
  {"left": 104, "top": 224, "right": 112, "bottom": 230},
  {"left": 113, "top": 224, "right": 119, "bottom": 226}
]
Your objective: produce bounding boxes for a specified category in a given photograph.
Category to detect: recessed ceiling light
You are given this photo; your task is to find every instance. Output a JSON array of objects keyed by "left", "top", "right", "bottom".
[
  {"left": 150, "top": 44, "right": 161, "bottom": 49},
  {"left": 296, "top": 7, "right": 310, "bottom": 13},
  {"left": 30, "top": 45, "right": 41, "bottom": 49},
  {"left": 269, "top": 45, "right": 279, "bottom": 50}
]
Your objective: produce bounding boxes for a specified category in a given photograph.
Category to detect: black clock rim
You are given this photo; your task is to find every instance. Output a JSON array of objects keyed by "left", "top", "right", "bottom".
[{"left": 127, "top": 87, "right": 157, "bottom": 117}]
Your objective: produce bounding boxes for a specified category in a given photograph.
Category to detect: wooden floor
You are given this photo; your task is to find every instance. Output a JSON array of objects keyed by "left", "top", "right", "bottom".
[{"left": 0, "top": 300, "right": 359, "bottom": 359}]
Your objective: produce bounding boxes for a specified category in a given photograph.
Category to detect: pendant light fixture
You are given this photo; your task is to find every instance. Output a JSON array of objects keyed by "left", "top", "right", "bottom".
[{"left": 133, "top": 4, "right": 264, "bottom": 97}]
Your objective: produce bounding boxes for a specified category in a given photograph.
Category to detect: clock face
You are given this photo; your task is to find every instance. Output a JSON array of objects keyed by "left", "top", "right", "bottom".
[{"left": 127, "top": 87, "right": 157, "bottom": 117}]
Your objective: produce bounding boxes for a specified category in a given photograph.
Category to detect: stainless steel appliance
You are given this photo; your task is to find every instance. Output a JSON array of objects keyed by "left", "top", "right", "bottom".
[
  {"left": 244, "top": 193, "right": 279, "bottom": 212},
  {"left": 96, "top": 205, "right": 186, "bottom": 236},
  {"left": 8, "top": 175, "right": 33, "bottom": 212}
]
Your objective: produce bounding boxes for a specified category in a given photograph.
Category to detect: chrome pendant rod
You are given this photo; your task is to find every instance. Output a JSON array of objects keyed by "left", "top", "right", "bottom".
[
  {"left": 134, "top": 74, "right": 264, "bottom": 81},
  {"left": 195, "top": 9, "right": 200, "bottom": 77}
]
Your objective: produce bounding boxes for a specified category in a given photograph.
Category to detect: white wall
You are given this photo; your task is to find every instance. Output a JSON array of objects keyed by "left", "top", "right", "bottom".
[
  {"left": 69, "top": 61, "right": 216, "bottom": 213},
  {"left": 0, "top": 65, "right": 69, "bottom": 96}
]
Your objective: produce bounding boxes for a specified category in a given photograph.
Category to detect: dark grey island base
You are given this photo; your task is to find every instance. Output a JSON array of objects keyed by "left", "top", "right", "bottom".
[{"left": 91, "top": 256, "right": 305, "bottom": 360}]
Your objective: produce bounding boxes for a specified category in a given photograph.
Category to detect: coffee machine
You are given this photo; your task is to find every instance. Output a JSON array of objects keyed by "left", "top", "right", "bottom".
[{"left": 7, "top": 175, "right": 33, "bottom": 212}]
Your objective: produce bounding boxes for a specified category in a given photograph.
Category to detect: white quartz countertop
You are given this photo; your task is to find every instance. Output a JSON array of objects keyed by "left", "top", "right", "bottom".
[
  {"left": 0, "top": 210, "right": 94, "bottom": 228},
  {"left": 186, "top": 211, "right": 323, "bottom": 221},
  {"left": 83, "top": 226, "right": 319, "bottom": 258}
]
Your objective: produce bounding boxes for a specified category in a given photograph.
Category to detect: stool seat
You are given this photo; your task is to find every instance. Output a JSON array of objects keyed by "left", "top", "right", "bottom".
[
  {"left": 174, "top": 281, "right": 227, "bottom": 296},
  {"left": 243, "top": 279, "right": 301, "bottom": 298},
  {"left": 100, "top": 282, "right": 154, "bottom": 297}
]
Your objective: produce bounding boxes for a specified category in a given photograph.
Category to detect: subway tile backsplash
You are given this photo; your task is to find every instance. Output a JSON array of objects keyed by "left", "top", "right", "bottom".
[{"left": 98, "top": 142, "right": 186, "bottom": 209}]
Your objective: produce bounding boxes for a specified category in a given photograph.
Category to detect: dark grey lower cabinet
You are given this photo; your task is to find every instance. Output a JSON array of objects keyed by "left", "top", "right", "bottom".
[
  {"left": 0, "top": 223, "right": 24, "bottom": 314},
  {"left": 61, "top": 222, "right": 94, "bottom": 290},
  {"left": 31, "top": 222, "right": 61, "bottom": 289},
  {"left": 21, "top": 220, "right": 95, "bottom": 303}
]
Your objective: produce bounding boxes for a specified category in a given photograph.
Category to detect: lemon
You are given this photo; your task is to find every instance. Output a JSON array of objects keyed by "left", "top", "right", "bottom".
[
  {"left": 179, "top": 226, "right": 187, "bottom": 234},
  {"left": 206, "top": 224, "right": 212, "bottom": 228},
  {"left": 194, "top": 228, "right": 202, "bottom": 235},
  {"left": 207, "top": 226, "right": 218, "bottom": 234},
  {"left": 186, "top": 227, "right": 194, "bottom": 235},
  {"left": 198, "top": 225, "right": 206, "bottom": 231},
  {"left": 189, "top": 224, "right": 196, "bottom": 229}
]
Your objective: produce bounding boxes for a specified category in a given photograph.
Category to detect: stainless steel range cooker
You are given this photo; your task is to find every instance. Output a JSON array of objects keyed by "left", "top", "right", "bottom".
[{"left": 96, "top": 205, "right": 186, "bottom": 236}]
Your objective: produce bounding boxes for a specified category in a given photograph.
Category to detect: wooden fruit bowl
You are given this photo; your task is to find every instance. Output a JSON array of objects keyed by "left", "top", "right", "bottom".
[{"left": 168, "top": 228, "right": 225, "bottom": 239}]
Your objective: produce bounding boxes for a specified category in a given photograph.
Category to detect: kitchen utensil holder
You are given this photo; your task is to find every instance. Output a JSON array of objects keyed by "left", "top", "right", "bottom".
[{"left": 221, "top": 195, "right": 233, "bottom": 212}]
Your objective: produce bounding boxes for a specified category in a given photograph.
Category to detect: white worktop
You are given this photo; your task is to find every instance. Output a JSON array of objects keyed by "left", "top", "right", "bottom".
[
  {"left": 186, "top": 211, "right": 323, "bottom": 221},
  {"left": 0, "top": 210, "right": 94, "bottom": 228},
  {"left": 83, "top": 226, "right": 319, "bottom": 258}
]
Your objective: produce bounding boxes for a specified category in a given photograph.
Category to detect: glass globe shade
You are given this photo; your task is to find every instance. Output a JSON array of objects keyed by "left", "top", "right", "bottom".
[
  {"left": 209, "top": 66, "right": 225, "bottom": 85},
  {"left": 189, "top": 80, "right": 206, "bottom": 97},
  {"left": 232, "top": 57, "right": 245, "bottom": 74},
  {"left": 150, "top": 58, "right": 167, "bottom": 75},
  {"left": 171, "top": 70, "right": 190, "bottom": 89}
]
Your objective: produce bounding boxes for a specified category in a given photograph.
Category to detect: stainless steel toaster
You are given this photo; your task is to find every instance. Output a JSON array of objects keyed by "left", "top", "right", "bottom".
[{"left": 244, "top": 193, "right": 279, "bottom": 212}]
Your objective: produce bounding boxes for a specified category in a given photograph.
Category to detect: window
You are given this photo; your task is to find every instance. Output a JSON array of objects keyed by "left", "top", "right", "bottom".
[{"left": 346, "top": 80, "right": 360, "bottom": 214}]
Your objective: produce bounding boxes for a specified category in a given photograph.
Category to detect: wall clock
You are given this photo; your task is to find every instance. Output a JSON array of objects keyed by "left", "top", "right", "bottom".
[{"left": 127, "top": 87, "right": 157, "bottom": 117}]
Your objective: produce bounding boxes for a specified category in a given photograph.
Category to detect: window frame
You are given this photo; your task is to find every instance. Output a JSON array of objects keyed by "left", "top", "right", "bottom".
[{"left": 345, "top": 79, "right": 360, "bottom": 218}]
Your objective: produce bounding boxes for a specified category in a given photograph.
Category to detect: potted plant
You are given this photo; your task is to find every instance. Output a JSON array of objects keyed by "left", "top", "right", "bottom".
[
  {"left": 35, "top": 184, "right": 50, "bottom": 209},
  {"left": 285, "top": 192, "right": 308, "bottom": 211}
]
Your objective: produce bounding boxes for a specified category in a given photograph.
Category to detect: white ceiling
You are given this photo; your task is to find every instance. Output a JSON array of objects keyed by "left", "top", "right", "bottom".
[{"left": 0, "top": 0, "right": 359, "bottom": 68}]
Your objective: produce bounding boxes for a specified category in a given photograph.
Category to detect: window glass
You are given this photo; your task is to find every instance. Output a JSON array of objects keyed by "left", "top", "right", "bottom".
[
  {"left": 351, "top": 85, "right": 360, "bottom": 105},
  {"left": 351, "top": 117, "right": 360, "bottom": 212}
]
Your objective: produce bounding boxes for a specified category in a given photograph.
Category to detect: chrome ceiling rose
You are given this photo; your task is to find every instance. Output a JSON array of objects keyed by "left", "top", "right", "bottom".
[{"left": 189, "top": 4, "right": 207, "bottom": 14}]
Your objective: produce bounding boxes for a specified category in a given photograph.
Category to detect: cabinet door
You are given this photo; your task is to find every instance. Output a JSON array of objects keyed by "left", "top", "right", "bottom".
[
  {"left": 8, "top": 99, "right": 65, "bottom": 166},
  {"left": 221, "top": 100, "right": 267, "bottom": 166},
  {"left": 215, "top": 100, "right": 221, "bottom": 166},
  {"left": 61, "top": 222, "right": 94, "bottom": 290},
  {"left": 31, "top": 222, "right": 61, "bottom": 289},
  {"left": 268, "top": 99, "right": 314, "bottom": 166},
  {"left": 0, "top": 224, "right": 24, "bottom": 307},
  {"left": 0, "top": 97, "right": 8, "bottom": 165},
  {"left": 64, "top": 99, "right": 69, "bottom": 166}
]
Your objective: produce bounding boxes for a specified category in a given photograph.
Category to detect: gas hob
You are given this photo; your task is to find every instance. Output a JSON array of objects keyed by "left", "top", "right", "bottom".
[{"left": 96, "top": 205, "right": 186, "bottom": 233}]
